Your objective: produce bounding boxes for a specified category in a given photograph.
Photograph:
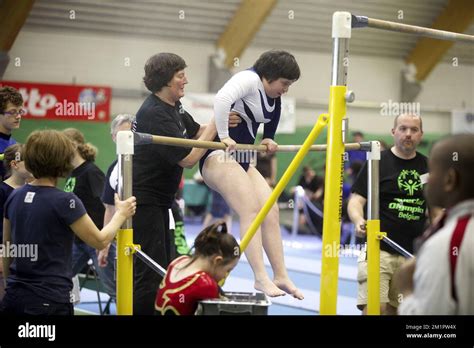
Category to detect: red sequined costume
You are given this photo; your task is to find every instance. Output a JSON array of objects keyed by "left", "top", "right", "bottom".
[{"left": 155, "top": 256, "right": 219, "bottom": 315}]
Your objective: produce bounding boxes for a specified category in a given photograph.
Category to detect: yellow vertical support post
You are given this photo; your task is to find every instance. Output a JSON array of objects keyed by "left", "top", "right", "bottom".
[
  {"left": 319, "top": 11, "right": 352, "bottom": 315},
  {"left": 117, "top": 228, "right": 134, "bottom": 315},
  {"left": 319, "top": 86, "right": 346, "bottom": 314},
  {"left": 116, "top": 131, "right": 135, "bottom": 315},
  {"left": 239, "top": 113, "right": 328, "bottom": 252}
]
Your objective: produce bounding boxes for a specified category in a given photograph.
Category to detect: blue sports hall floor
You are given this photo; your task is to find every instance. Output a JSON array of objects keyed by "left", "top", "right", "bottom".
[{"left": 75, "top": 219, "right": 361, "bottom": 316}]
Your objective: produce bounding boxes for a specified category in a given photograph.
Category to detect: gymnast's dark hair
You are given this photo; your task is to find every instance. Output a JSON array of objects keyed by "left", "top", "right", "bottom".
[
  {"left": 253, "top": 50, "right": 300, "bottom": 83},
  {"left": 143, "top": 53, "right": 187, "bottom": 93},
  {"left": 185, "top": 222, "right": 240, "bottom": 267}
]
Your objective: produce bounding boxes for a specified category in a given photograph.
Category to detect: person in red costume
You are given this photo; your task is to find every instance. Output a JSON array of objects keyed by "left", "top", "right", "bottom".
[{"left": 155, "top": 222, "right": 240, "bottom": 315}]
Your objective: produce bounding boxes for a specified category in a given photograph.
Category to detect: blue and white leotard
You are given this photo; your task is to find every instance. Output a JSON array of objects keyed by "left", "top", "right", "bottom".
[{"left": 200, "top": 68, "right": 281, "bottom": 172}]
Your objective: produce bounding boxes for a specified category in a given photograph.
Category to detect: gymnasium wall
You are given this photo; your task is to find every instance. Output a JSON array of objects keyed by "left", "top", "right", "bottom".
[
  {"left": 5, "top": 29, "right": 473, "bottom": 131},
  {"left": 13, "top": 120, "right": 114, "bottom": 175},
  {"left": 4, "top": 28, "right": 470, "bottom": 185}
]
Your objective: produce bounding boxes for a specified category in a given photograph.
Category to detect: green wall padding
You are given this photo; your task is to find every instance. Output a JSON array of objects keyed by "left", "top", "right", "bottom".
[
  {"left": 269, "top": 127, "right": 447, "bottom": 190},
  {"left": 13, "top": 119, "right": 114, "bottom": 174}
]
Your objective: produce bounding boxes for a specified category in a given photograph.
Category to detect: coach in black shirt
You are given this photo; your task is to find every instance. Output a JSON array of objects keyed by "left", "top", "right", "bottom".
[{"left": 132, "top": 53, "right": 239, "bottom": 315}]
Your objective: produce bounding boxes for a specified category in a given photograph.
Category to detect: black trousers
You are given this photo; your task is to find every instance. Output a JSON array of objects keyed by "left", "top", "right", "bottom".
[
  {"left": 0, "top": 285, "right": 73, "bottom": 315},
  {"left": 133, "top": 204, "right": 176, "bottom": 315}
]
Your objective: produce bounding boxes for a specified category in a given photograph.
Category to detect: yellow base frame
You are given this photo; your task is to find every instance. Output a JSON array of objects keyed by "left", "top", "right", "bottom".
[
  {"left": 319, "top": 85, "right": 347, "bottom": 314},
  {"left": 116, "top": 86, "right": 356, "bottom": 315},
  {"left": 117, "top": 228, "right": 134, "bottom": 315}
]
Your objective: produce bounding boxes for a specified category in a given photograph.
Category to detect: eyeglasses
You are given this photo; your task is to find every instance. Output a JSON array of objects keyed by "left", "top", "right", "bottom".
[{"left": 2, "top": 108, "right": 26, "bottom": 117}]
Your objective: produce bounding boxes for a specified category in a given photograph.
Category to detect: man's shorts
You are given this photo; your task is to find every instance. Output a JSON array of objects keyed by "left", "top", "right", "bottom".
[{"left": 357, "top": 246, "right": 407, "bottom": 310}]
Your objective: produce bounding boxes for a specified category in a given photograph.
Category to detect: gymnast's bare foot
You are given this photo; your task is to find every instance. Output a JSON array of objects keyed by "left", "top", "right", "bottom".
[
  {"left": 273, "top": 277, "right": 304, "bottom": 300},
  {"left": 255, "top": 278, "right": 286, "bottom": 297}
]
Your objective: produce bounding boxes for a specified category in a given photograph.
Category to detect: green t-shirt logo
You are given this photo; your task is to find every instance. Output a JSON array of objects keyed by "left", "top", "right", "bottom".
[
  {"left": 64, "top": 177, "right": 76, "bottom": 193},
  {"left": 397, "top": 169, "right": 422, "bottom": 196}
]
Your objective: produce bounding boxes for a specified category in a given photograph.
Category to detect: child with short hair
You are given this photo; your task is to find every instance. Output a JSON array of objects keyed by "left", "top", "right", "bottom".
[
  {"left": 155, "top": 222, "right": 240, "bottom": 315},
  {"left": 1, "top": 130, "right": 136, "bottom": 315}
]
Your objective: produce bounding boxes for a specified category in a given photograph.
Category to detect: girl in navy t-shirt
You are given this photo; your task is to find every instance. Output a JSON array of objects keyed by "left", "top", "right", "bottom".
[{"left": 0, "top": 130, "right": 136, "bottom": 315}]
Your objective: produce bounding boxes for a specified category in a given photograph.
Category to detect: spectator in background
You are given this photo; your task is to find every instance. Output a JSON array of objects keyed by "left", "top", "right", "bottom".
[
  {"left": 343, "top": 161, "right": 364, "bottom": 200},
  {"left": 62, "top": 128, "right": 115, "bottom": 300},
  {"left": 255, "top": 151, "right": 277, "bottom": 188},
  {"left": 348, "top": 114, "right": 427, "bottom": 315},
  {"left": 0, "top": 86, "right": 23, "bottom": 180},
  {"left": 294, "top": 166, "right": 325, "bottom": 236},
  {"left": 192, "top": 168, "right": 233, "bottom": 236},
  {"left": 202, "top": 189, "right": 233, "bottom": 235},
  {"left": 296, "top": 165, "right": 324, "bottom": 202},
  {"left": 99, "top": 114, "right": 135, "bottom": 276},
  {"left": 0, "top": 144, "right": 33, "bottom": 301},
  {"left": 346, "top": 131, "right": 366, "bottom": 167}
]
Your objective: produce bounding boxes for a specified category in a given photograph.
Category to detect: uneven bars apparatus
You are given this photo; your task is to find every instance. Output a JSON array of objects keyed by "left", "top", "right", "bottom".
[
  {"left": 115, "top": 13, "right": 474, "bottom": 315},
  {"left": 321, "top": 12, "right": 474, "bottom": 316},
  {"left": 351, "top": 15, "right": 474, "bottom": 43},
  {"left": 114, "top": 130, "right": 362, "bottom": 314},
  {"left": 132, "top": 132, "right": 362, "bottom": 152}
]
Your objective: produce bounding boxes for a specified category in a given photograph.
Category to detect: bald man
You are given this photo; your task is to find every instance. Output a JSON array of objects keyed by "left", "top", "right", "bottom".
[
  {"left": 397, "top": 134, "right": 474, "bottom": 315},
  {"left": 348, "top": 113, "right": 428, "bottom": 315}
]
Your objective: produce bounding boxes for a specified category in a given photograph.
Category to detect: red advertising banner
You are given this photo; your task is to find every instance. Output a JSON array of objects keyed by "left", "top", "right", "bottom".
[{"left": 0, "top": 81, "right": 111, "bottom": 122}]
